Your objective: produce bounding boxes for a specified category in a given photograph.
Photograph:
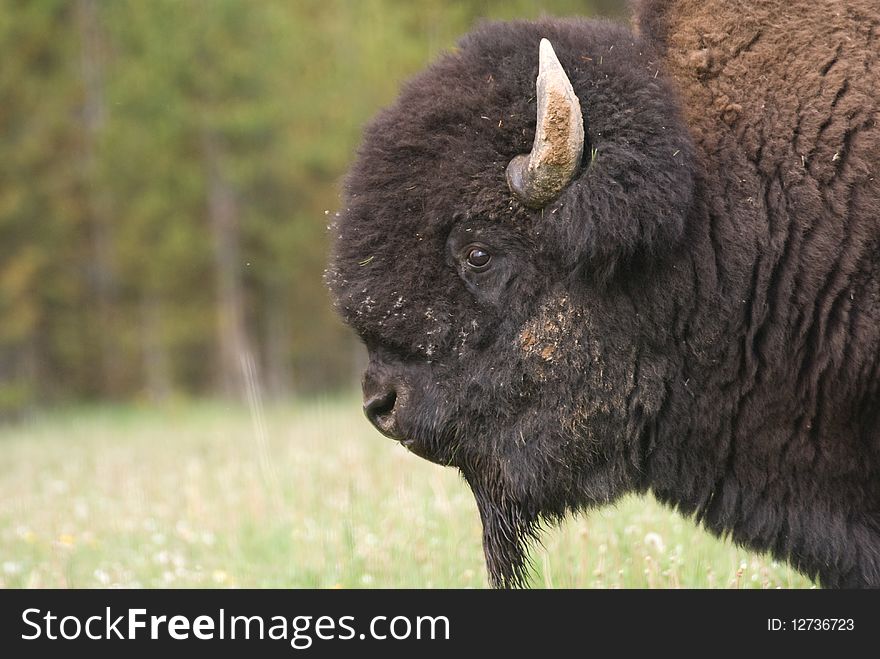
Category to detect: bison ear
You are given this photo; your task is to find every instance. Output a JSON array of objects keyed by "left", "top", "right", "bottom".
[{"left": 505, "top": 39, "right": 585, "bottom": 209}]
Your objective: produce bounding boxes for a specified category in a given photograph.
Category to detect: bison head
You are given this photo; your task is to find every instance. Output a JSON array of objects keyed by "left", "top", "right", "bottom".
[{"left": 326, "top": 19, "right": 695, "bottom": 587}]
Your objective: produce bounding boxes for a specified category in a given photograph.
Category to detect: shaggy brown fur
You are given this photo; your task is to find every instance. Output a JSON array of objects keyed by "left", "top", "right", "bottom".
[
  {"left": 327, "top": 0, "right": 880, "bottom": 587},
  {"left": 632, "top": 0, "right": 880, "bottom": 585}
]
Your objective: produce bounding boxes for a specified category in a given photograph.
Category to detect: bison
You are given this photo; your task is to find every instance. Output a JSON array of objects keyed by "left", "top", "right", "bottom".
[{"left": 325, "top": 0, "right": 880, "bottom": 588}]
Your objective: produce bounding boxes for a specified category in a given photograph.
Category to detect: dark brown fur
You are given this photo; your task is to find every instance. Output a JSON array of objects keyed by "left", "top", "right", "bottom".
[
  {"left": 327, "top": 1, "right": 880, "bottom": 587},
  {"left": 633, "top": 0, "right": 880, "bottom": 587}
]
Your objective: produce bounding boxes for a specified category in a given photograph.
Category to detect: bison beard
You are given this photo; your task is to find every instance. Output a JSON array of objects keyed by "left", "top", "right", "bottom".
[{"left": 468, "top": 473, "right": 541, "bottom": 589}]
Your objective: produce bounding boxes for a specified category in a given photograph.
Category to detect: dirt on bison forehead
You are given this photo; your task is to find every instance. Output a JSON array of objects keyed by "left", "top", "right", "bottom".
[{"left": 519, "top": 295, "right": 578, "bottom": 363}]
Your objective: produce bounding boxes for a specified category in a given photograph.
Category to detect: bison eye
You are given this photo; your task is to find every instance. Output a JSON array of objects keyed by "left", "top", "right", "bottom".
[{"left": 465, "top": 246, "right": 491, "bottom": 271}]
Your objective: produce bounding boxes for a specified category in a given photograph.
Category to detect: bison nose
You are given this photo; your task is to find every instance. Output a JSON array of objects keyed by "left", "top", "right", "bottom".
[{"left": 363, "top": 384, "right": 402, "bottom": 439}]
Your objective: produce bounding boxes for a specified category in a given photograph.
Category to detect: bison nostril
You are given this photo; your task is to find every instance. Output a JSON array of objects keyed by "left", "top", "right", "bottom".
[{"left": 364, "top": 388, "right": 398, "bottom": 434}]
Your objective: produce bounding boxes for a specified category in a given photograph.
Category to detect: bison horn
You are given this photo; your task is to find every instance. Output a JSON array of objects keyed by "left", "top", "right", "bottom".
[{"left": 506, "top": 38, "right": 585, "bottom": 209}]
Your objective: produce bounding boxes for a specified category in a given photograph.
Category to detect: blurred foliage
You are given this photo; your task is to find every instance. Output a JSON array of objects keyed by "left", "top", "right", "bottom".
[{"left": 0, "top": 0, "right": 624, "bottom": 412}]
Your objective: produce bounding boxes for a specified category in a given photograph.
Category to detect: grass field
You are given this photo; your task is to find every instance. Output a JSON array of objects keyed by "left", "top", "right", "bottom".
[{"left": 0, "top": 396, "right": 814, "bottom": 588}]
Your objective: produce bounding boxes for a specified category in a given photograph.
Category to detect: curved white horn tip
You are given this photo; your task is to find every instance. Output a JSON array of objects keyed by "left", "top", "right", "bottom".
[{"left": 538, "top": 38, "right": 561, "bottom": 73}]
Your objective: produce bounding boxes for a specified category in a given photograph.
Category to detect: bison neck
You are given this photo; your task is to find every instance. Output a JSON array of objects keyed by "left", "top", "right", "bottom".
[
  {"left": 631, "top": 0, "right": 880, "bottom": 589},
  {"left": 645, "top": 410, "right": 880, "bottom": 588}
]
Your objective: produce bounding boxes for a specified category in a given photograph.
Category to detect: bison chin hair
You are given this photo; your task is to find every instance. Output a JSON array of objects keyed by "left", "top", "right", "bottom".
[{"left": 464, "top": 465, "right": 558, "bottom": 589}]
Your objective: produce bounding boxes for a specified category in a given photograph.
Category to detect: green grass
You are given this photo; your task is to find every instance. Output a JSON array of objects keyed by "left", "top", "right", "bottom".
[{"left": 0, "top": 397, "right": 814, "bottom": 588}]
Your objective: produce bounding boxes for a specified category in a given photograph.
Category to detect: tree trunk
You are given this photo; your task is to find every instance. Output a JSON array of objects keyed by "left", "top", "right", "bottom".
[
  {"left": 203, "top": 130, "right": 251, "bottom": 399},
  {"left": 140, "top": 293, "right": 172, "bottom": 403},
  {"left": 77, "top": 0, "right": 121, "bottom": 395},
  {"left": 263, "top": 283, "right": 292, "bottom": 399}
]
